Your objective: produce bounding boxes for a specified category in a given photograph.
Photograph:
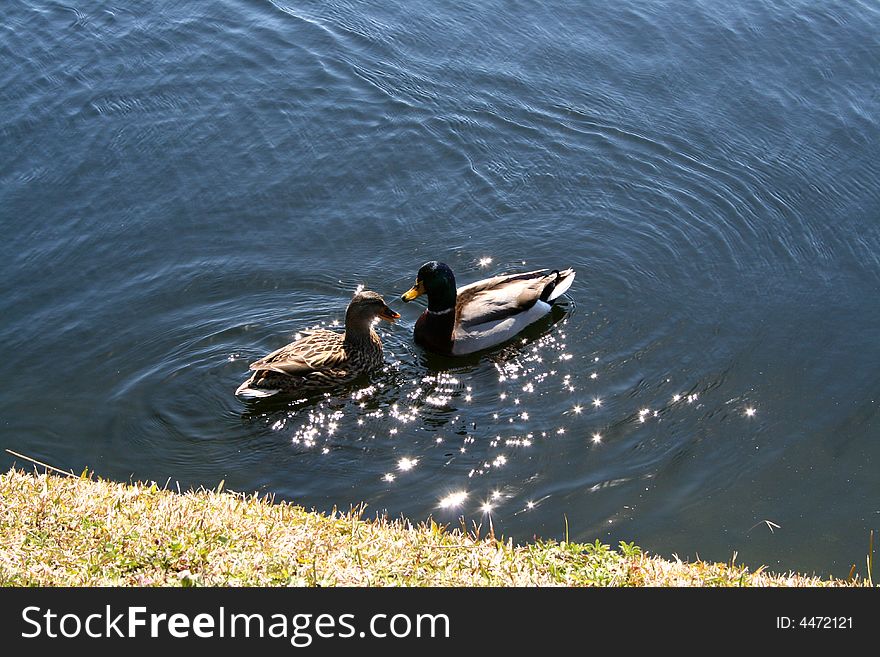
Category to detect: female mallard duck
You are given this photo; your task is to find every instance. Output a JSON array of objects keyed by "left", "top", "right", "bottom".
[
  {"left": 401, "top": 261, "right": 575, "bottom": 356},
  {"left": 235, "top": 290, "right": 399, "bottom": 399}
]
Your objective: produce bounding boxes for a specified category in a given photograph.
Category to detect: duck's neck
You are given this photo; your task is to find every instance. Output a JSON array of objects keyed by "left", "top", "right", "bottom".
[
  {"left": 344, "top": 328, "right": 376, "bottom": 346},
  {"left": 426, "top": 285, "right": 457, "bottom": 315},
  {"left": 343, "top": 317, "right": 379, "bottom": 348}
]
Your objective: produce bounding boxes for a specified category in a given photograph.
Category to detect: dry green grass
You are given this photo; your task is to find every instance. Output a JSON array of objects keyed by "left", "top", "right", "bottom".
[{"left": 0, "top": 468, "right": 866, "bottom": 587}]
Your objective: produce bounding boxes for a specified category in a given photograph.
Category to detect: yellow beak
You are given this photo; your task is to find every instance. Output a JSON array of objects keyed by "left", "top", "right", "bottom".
[{"left": 401, "top": 280, "right": 425, "bottom": 302}]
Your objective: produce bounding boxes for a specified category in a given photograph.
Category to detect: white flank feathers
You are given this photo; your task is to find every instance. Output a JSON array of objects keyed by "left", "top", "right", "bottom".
[{"left": 452, "top": 300, "right": 551, "bottom": 355}]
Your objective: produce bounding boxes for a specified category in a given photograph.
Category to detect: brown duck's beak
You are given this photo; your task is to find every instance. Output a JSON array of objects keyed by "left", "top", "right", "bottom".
[
  {"left": 379, "top": 307, "right": 401, "bottom": 323},
  {"left": 401, "top": 280, "right": 425, "bottom": 302}
]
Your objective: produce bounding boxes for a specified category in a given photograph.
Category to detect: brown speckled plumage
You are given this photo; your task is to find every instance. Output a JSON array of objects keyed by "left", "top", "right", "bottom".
[{"left": 235, "top": 291, "right": 398, "bottom": 399}]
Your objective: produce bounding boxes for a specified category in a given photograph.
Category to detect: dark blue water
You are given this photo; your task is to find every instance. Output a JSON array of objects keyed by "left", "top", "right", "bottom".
[{"left": 2, "top": 0, "right": 879, "bottom": 578}]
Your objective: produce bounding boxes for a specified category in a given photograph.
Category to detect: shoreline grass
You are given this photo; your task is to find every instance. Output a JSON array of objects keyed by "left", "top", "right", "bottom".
[{"left": 0, "top": 468, "right": 866, "bottom": 587}]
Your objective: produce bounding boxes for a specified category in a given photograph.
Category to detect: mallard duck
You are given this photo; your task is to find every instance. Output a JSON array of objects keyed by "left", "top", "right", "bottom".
[
  {"left": 235, "top": 290, "right": 400, "bottom": 399},
  {"left": 400, "top": 261, "right": 575, "bottom": 356}
]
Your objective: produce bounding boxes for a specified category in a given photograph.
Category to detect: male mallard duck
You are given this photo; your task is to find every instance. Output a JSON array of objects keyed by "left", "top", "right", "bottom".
[
  {"left": 235, "top": 290, "right": 400, "bottom": 399},
  {"left": 400, "top": 261, "right": 575, "bottom": 356}
]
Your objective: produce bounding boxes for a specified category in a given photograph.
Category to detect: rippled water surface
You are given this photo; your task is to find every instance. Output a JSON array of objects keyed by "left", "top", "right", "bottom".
[{"left": 2, "top": 0, "right": 879, "bottom": 577}]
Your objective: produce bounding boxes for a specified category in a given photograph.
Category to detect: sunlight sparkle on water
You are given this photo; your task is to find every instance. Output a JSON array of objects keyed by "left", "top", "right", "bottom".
[
  {"left": 745, "top": 406, "right": 757, "bottom": 417},
  {"left": 480, "top": 502, "right": 494, "bottom": 513},
  {"left": 572, "top": 404, "right": 583, "bottom": 415},
  {"left": 439, "top": 491, "right": 468, "bottom": 509},
  {"left": 592, "top": 397, "right": 602, "bottom": 408},
  {"left": 478, "top": 257, "right": 493, "bottom": 267},
  {"left": 397, "top": 457, "right": 418, "bottom": 471},
  {"left": 591, "top": 433, "right": 603, "bottom": 445}
]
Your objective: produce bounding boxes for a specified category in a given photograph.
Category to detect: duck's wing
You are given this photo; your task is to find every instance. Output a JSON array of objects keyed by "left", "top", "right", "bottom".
[
  {"left": 248, "top": 330, "right": 346, "bottom": 375},
  {"left": 456, "top": 269, "right": 575, "bottom": 329}
]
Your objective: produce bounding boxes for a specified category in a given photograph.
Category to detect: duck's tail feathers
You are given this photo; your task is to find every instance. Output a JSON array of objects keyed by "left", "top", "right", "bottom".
[{"left": 543, "top": 268, "right": 576, "bottom": 302}]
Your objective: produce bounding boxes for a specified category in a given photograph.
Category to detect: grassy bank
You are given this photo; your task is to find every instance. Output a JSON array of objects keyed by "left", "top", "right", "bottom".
[{"left": 0, "top": 468, "right": 865, "bottom": 586}]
